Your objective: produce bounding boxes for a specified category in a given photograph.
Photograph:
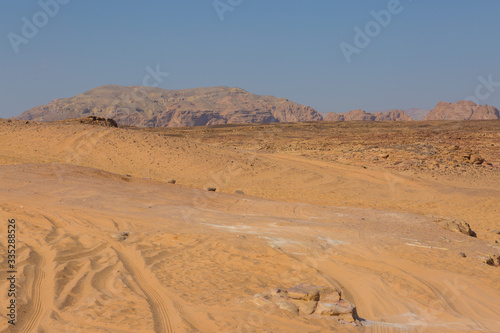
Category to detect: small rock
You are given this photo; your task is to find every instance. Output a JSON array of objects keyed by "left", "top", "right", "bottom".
[
  {"left": 288, "top": 284, "right": 321, "bottom": 301},
  {"left": 492, "top": 230, "right": 500, "bottom": 235},
  {"left": 435, "top": 218, "right": 476, "bottom": 237},
  {"left": 7, "top": 119, "right": 12, "bottom": 123},
  {"left": 235, "top": 190, "right": 245, "bottom": 195},
  {"left": 111, "top": 231, "right": 131, "bottom": 241},
  {"left": 275, "top": 300, "right": 299, "bottom": 315},
  {"left": 378, "top": 154, "right": 389, "bottom": 159},
  {"left": 204, "top": 187, "right": 216, "bottom": 192},
  {"left": 462, "top": 152, "right": 472, "bottom": 159},
  {"left": 318, "top": 287, "right": 341, "bottom": 301},
  {"left": 292, "top": 300, "right": 317, "bottom": 315},
  {"left": 485, "top": 254, "right": 500, "bottom": 267},
  {"left": 459, "top": 252, "right": 466, "bottom": 258},
  {"left": 167, "top": 179, "right": 176, "bottom": 184},
  {"left": 470, "top": 154, "right": 485, "bottom": 165},
  {"left": 315, "top": 298, "right": 354, "bottom": 316}
]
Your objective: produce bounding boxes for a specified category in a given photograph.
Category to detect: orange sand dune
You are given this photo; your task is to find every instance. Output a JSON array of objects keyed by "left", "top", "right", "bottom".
[{"left": 0, "top": 119, "right": 499, "bottom": 332}]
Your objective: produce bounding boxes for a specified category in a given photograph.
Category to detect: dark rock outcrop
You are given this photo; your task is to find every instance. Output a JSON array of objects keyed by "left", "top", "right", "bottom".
[{"left": 56, "top": 116, "right": 118, "bottom": 127}]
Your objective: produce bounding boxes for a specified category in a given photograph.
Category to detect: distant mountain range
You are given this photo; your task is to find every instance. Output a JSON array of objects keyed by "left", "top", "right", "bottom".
[
  {"left": 324, "top": 109, "right": 412, "bottom": 121},
  {"left": 16, "top": 85, "right": 323, "bottom": 127},
  {"left": 14, "top": 85, "right": 500, "bottom": 126},
  {"left": 325, "top": 102, "right": 500, "bottom": 122},
  {"left": 424, "top": 101, "right": 500, "bottom": 120}
]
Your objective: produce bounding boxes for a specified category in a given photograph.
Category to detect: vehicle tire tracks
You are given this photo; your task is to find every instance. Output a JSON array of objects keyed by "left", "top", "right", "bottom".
[
  {"left": 111, "top": 241, "right": 179, "bottom": 333},
  {"left": 18, "top": 245, "right": 56, "bottom": 333}
]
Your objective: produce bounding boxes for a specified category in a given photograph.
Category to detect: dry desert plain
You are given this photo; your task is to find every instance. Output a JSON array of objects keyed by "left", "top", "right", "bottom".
[{"left": 0, "top": 118, "right": 500, "bottom": 332}]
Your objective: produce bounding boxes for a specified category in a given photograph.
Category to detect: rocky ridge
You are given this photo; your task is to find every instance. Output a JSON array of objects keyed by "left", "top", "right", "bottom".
[
  {"left": 16, "top": 85, "right": 323, "bottom": 127},
  {"left": 325, "top": 109, "right": 413, "bottom": 121},
  {"left": 425, "top": 101, "right": 500, "bottom": 120}
]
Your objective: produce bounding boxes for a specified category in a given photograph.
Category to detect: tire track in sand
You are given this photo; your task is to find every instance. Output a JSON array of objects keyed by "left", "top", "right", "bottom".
[
  {"left": 111, "top": 241, "right": 179, "bottom": 333},
  {"left": 18, "top": 245, "right": 56, "bottom": 333},
  {"left": 111, "top": 240, "right": 219, "bottom": 333}
]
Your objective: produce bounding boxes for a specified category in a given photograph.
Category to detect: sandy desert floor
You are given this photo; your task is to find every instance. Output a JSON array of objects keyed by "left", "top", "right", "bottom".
[{"left": 0, "top": 119, "right": 499, "bottom": 332}]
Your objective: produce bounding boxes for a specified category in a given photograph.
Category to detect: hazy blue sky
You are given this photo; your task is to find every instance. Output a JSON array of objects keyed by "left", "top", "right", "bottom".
[{"left": 1, "top": 0, "right": 499, "bottom": 118}]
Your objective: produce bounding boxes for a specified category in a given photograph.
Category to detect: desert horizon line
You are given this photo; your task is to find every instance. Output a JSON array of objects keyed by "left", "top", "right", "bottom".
[{"left": 8, "top": 84, "right": 500, "bottom": 121}]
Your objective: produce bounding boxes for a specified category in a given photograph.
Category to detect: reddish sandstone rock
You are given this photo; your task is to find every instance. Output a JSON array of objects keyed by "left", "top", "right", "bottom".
[{"left": 424, "top": 101, "right": 500, "bottom": 120}]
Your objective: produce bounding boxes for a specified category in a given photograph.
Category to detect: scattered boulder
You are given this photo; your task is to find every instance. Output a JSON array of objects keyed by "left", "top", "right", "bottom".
[
  {"left": 204, "top": 187, "right": 217, "bottom": 192},
  {"left": 167, "top": 179, "right": 176, "bottom": 184},
  {"left": 288, "top": 283, "right": 321, "bottom": 301},
  {"left": 275, "top": 300, "right": 299, "bottom": 315},
  {"left": 470, "top": 154, "right": 485, "bottom": 165},
  {"left": 315, "top": 298, "right": 355, "bottom": 316},
  {"left": 293, "top": 300, "right": 317, "bottom": 315},
  {"left": 254, "top": 284, "right": 355, "bottom": 320},
  {"left": 120, "top": 231, "right": 130, "bottom": 239},
  {"left": 485, "top": 254, "right": 500, "bottom": 267},
  {"left": 235, "top": 190, "right": 245, "bottom": 195},
  {"left": 459, "top": 252, "right": 467, "bottom": 258},
  {"left": 111, "top": 231, "right": 131, "bottom": 241},
  {"left": 435, "top": 217, "right": 476, "bottom": 237}
]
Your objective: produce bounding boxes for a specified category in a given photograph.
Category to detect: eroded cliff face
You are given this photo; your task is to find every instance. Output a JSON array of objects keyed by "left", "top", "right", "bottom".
[
  {"left": 425, "top": 101, "right": 500, "bottom": 120},
  {"left": 15, "top": 85, "right": 323, "bottom": 127}
]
